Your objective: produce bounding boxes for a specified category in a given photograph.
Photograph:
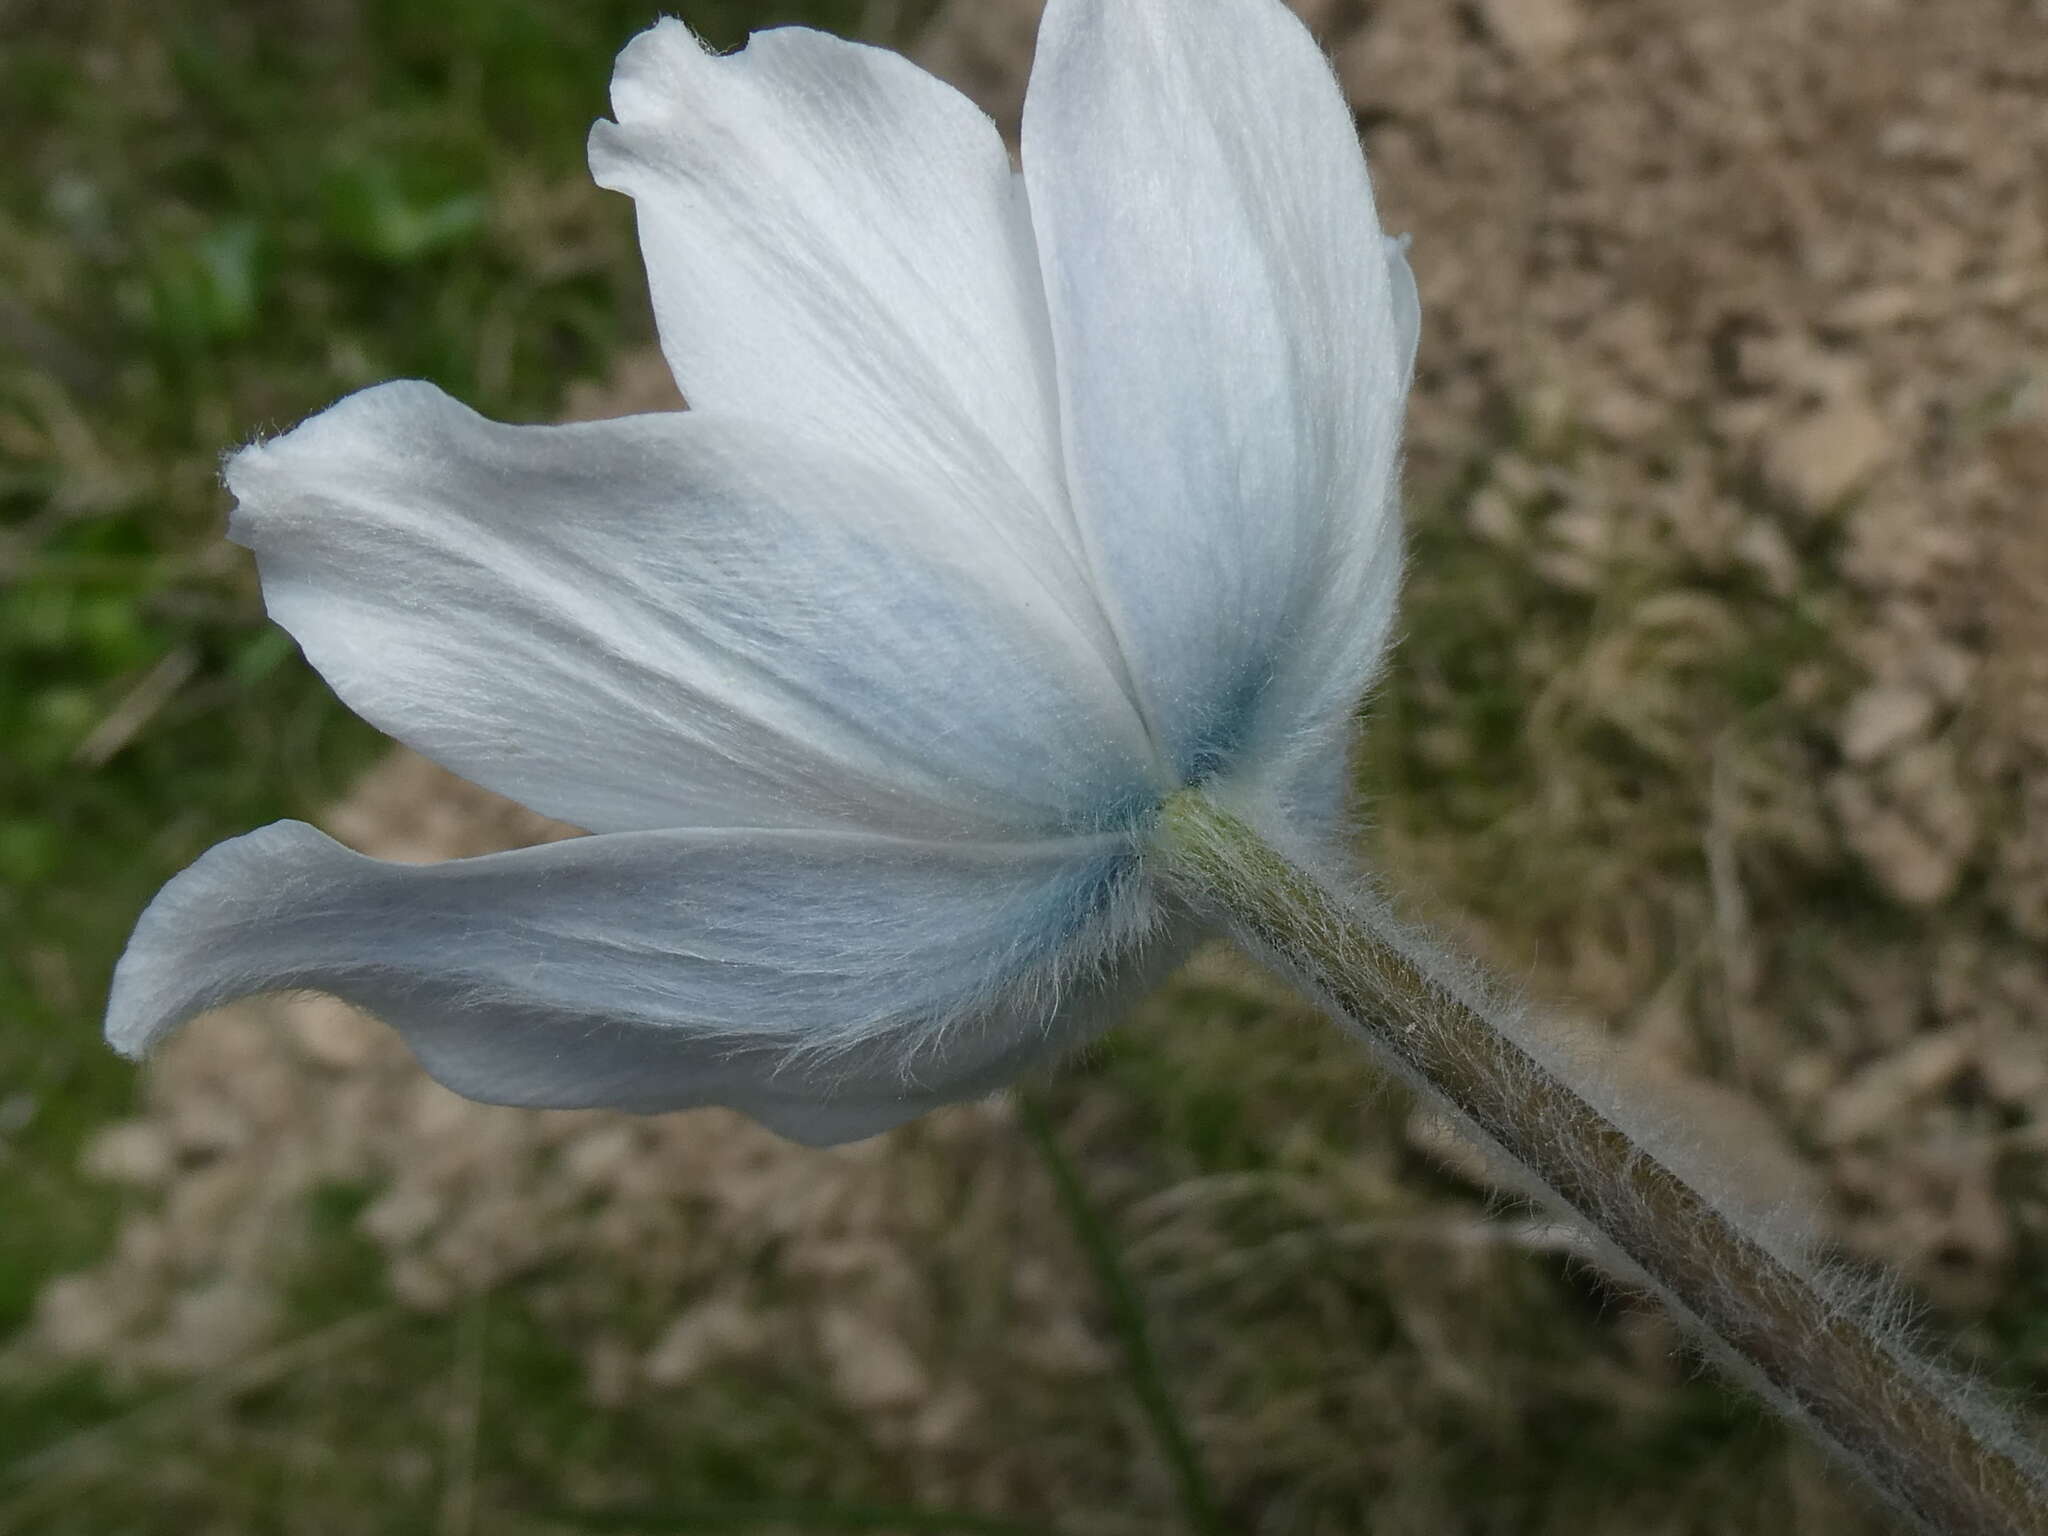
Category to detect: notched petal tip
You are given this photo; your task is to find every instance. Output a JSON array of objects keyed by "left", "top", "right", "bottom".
[
  {"left": 588, "top": 18, "right": 849, "bottom": 191},
  {"left": 600, "top": 15, "right": 712, "bottom": 124}
]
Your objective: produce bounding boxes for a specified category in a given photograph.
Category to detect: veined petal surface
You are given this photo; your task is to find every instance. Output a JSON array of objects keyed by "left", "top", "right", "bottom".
[
  {"left": 1022, "top": 0, "right": 1412, "bottom": 821},
  {"left": 108, "top": 821, "right": 1184, "bottom": 1144},
  {"left": 588, "top": 23, "right": 1129, "bottom": 676},
  {"left": 225, "top": 382, "right": 1159, "bottom": 838}
]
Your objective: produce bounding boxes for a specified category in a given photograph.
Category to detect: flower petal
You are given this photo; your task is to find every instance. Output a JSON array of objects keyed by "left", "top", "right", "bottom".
[
  {"left": 1389, "top": 235, "right": 1421, "bottom": 386},
  {"left": 588, "top": 22, "right": 1123, "bottom": 667},
  {"left": 226, "top": 381, "right": 1160, "bottom": 838},
  {"left": 108, "top": 820, "right": 1184, "bottom": 1145},
  {"left": 1022, "top": 0, "right": 1412, "bottom": 818}
]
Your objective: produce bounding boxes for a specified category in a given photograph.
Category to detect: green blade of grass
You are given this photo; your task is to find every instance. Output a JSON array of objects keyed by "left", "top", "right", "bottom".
[{"left": 1017, "top": 1091, "right": 1226, "bottom": 1536}]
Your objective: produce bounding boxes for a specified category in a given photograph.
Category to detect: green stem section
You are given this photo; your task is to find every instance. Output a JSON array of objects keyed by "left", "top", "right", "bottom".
[
  {"left": 1018, "top": 1092, "right": 1226, "bottom": 1536},
  {"left": 1153, "top": 789, "right": 2048, "bottom": 1536}
]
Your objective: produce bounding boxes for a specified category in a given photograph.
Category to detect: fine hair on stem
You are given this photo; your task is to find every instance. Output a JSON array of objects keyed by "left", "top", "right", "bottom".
[{"left": 1151, "top": 787, "right": 2048, "bottom": 1536}]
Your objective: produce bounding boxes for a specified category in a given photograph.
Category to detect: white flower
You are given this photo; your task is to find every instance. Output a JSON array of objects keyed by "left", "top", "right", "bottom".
[{"left": 106, "top": 0, "right": 1416, "bottom": 1145}]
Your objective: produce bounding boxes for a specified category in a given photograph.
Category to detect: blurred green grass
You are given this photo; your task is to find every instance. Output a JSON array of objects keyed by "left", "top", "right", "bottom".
[{"left": 0, "top": 1, "right": 942, "bottom": 1524}]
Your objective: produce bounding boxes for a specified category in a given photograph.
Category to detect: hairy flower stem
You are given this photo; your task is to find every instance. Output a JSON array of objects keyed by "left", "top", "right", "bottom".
[{"left": 1153, "top": 789, "right": 2048, "bottom": 1535}]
